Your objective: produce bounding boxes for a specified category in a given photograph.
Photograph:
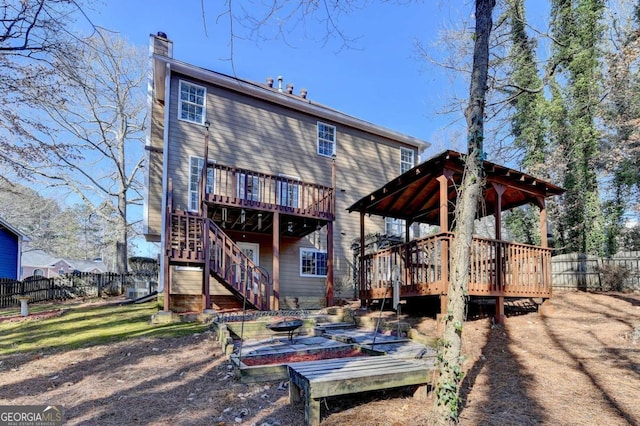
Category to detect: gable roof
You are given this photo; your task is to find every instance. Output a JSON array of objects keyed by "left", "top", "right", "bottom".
[
  {"left": 151, "top": 51, "right": 429, "bottom": 151},
  {"left": 0, "top": 216, "right": 26, "bottom": 239},
  {"left": 348, "top": 149, "right": 565, "bottom": 226},
  {"left": 21, "top": 249, "right": 107, "bottom": 272},
  {"left": 21, "top": 249, "right": 58, "bottom": 267}
]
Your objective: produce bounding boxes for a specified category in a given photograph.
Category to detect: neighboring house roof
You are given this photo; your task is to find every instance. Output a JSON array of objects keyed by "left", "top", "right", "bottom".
[
  {"left": 151, "top": 52, "right": 429, "bottom": 151},
  {"left": 21, "top": 249, "right": 58, "bottom": 268},
  {"left": 72, "top": 259, "right": 107, "bottom": 273},
  {"left": 21, "top": 249, "right": 108, "bottom": 273},
  {"left": 0, "top": 216, "right": 27, "bottom": 240}
]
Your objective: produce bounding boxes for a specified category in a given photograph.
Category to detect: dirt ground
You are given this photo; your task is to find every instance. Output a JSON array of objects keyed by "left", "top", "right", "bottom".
[{"left": 1, "top": 290, "right": 639, "bottom": 425}]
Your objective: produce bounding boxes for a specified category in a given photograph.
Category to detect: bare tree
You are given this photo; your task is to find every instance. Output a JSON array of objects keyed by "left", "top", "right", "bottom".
[
  {"left": 5, "top": 30, "right": 147, "bottom": 273},
  {"left": 0, "top": 0, "right": 96, "bottom": 170}
]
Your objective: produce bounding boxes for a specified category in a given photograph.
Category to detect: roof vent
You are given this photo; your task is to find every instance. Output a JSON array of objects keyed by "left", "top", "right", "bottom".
[
  {"left": 266, "top": 77, "right": 274, "bottom": 88},
  {"left": 286, "top": 83, "right": 294, "bottom": 94},
  {"left": 277, "top": 76, "right": 283, "bottom": 92},
  {"left": 300, "top": 88, "right": 308, "bottom": 99}
]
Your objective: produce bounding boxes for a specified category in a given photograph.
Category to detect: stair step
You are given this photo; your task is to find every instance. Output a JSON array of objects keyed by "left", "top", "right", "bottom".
[{"left": 212, "top": 295, "right": 243, "bottom": 311}]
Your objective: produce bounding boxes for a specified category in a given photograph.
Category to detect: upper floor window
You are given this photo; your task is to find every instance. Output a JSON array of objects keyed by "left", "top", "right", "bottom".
[
  {"left": 300, "top": 248, "right": 328, "bottom": 277},
  {"left": 400, "top": 148, "right": 415, "bottom": 174},
  {"left": 189, "top": 156, "right": 214, "bottom": 211},
  {"left": 179, "top": 80, "right": 206, "bottom": 125},
  {"left": 317, "top": 122, "right": 336, "bottom": 157}
]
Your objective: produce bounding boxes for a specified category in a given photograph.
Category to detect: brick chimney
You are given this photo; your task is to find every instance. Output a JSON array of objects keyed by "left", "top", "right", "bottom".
[{"left": 150, "top": 31, "right": 173, "bottom": 58}]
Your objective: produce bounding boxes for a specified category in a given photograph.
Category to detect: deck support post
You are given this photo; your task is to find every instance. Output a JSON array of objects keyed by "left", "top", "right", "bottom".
[
  {"left": 272, "top": 211, "right": 280, "bottom": 310},
  {"left": 495, "top": 295, "right": 505, "bottom": 325},
  {"left": 202, "top": 214, "right": 211, "bottom": 311},
  {"left": 326, "top": 220, "right": 334, "bottom": 307},
  {"left": 162, "top": 178, "right": 173, "bottom": 312},
  {"left": 326, "top": 156, "right": 336, "bottom": 307},
  {"left": 359, "top": 210, "right": 366, "bottom": 307},
  {"left": 200, "top": 126, "right": 211, "bottom": 311}
]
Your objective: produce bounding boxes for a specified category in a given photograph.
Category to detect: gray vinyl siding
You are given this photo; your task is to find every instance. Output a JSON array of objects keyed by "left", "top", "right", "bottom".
[
  {"left": 145, "top": 100, "right": 166, "bottom": 239},
  {"left": 164, "top": 72, "right": 419, "bottom": 304},
  {"left": 171, "top": 267, "right": 202, "bottom": 295},
  {"left": 146, "top": 149, "right": 163, "bottom": 239}
]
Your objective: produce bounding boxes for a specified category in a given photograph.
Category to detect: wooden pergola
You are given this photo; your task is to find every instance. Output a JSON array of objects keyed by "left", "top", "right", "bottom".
[{"left": 348, "top": 150, "right": 565, "bottom": 323}]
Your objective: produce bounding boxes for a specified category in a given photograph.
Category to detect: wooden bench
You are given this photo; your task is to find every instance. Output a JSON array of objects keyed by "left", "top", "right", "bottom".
[{"left": 288, "top": 355, "right": 433, "bottom": 425}]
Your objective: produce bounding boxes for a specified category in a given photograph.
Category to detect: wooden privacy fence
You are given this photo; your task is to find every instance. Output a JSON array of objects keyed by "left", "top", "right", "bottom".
[
  {"left": 0, "top": 272, "right": 135, "bottom": 308},
  {"left": 552, "top": 252, "right": 640, "bottom": 291}
]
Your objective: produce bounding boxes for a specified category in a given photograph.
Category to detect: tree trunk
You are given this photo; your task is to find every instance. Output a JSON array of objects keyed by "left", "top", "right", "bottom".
[
  {"left": 431, "top": 0, "right": 495, "bottom": 423},
  {"left": 115, "top": 192, "right": 128, "bottom": 275}
]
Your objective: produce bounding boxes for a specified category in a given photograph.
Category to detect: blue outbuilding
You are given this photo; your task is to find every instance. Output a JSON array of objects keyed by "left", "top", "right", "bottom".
[{"left": 0, "top": 217, "right": 26, "bottom": 280}]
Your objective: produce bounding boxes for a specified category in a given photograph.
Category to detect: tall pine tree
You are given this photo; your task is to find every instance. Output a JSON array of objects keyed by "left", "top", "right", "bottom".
[{"left": 549, "top": 0, "right": 606, "bottom": 255}]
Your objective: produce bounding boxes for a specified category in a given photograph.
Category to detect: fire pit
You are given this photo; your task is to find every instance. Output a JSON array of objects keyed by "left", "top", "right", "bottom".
[{"left": 266, "top": 318, "right": 304, "bottom": 341}]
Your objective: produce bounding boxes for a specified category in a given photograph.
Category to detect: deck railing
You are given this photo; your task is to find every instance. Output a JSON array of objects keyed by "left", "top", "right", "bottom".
[
  {"left": 167, "top": 210, "right": 205, "bottom": 262},
  {"left": 204, "top": 164, "right": 334, "bottom": 219},
  {"left": 361, "top": 233, "right": 552, "bottom": 299}
]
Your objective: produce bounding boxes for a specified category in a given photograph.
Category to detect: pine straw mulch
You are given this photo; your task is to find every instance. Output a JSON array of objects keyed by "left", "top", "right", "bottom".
[{"left": 1, "top": 290, "right": 639, "bottom": 425}]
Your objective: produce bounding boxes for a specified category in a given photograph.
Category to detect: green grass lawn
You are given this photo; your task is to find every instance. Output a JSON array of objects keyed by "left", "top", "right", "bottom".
[{"left": 0, "top": 301, "right": 210, "bottom": 356}]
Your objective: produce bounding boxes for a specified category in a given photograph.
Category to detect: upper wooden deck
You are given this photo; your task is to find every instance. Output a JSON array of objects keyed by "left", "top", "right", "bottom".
[{"left": 202, "top": 163, "right": 334, "bottom": 237}]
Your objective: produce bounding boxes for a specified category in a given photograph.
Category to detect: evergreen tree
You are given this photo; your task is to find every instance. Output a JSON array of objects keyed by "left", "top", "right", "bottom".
[{"left": 549, "top": 0, "right": 606, "bottom": 255}]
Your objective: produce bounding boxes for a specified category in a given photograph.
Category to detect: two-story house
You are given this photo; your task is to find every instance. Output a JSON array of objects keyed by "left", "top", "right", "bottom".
[{"left": 145, "top": 33, "right": 429, "bottom": 313}]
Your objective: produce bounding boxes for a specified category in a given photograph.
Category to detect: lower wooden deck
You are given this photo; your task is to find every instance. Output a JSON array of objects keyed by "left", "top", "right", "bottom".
[{"left": 361, "top": 232, "right": 553, "bottom": 303}]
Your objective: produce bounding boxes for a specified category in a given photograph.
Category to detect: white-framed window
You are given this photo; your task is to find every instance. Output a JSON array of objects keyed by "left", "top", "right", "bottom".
[
  {"left": 385, "top": 218, "right": 406, "bottom": 238},
  {"left": 189, "top": 156, "right": 214, "bottom": 211},
  {"left": 300, "top": 248, "right": 328, "bottom": 277},
  {"left": 278, "top": 174, "right": 300, "bottom": 208},
  {"left": 317, "top": 122, "right": 336, "bottom": 157},
  {"left": 179, "top": 80, "right": 206, "bottom": 125},
  {"left": 237, "top": 173, "right": 261, "bottom": 202},
  {"left": 400, "top": 147, "right": 415, "bottom": 174},
  {"left": 33, "top": 269, "right": 44, "bottom": 277}
]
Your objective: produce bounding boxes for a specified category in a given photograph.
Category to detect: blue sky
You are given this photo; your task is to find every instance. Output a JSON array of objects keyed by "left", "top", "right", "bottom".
[{"left": 89, "top": 1, "right": 476, "bottom": 153}]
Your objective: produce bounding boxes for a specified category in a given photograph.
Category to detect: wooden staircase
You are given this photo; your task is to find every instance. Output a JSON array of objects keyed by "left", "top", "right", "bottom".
[{"left": 166, "top": 209, "right": 272, "bottom": 311}]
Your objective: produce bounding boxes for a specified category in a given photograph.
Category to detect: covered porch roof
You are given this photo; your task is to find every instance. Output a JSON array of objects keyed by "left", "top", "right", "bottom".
[{"left": 347, "top": 150, "right": 565, "bottom": 226}]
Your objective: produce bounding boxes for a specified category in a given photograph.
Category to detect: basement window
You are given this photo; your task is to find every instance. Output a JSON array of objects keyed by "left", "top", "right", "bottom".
[{"left": 300, "top": 248, "right": 327, "bottom": 277}]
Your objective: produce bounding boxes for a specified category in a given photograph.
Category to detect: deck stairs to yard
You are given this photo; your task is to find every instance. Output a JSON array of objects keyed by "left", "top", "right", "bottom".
[{"left": 167, "top": 209, "right": 272, "bottom": 310}]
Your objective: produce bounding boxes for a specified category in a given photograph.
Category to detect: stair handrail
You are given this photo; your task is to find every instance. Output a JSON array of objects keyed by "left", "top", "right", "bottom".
[{"left": 206, "top": 219, "right": 272, "bottom": 310}]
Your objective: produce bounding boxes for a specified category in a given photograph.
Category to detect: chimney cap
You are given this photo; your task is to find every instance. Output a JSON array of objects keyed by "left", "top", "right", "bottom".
[{"left": 157, "top": 31, "right": 168, "bottom": 39}]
